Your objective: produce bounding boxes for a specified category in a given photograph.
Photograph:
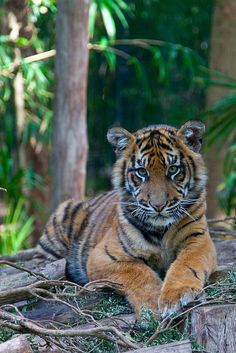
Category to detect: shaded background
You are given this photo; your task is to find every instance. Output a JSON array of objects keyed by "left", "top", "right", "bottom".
[{"left": 0, "top": 0, "right": 235, "bottom": 252}]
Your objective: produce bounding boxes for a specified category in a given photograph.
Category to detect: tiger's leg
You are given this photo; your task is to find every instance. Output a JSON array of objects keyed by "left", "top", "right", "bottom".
[
  {"left": 87, "top": 247, "right": 163, "bottom": 316},
  {"left": 158, "top": 233, "right": 216, "bottom": 318}
]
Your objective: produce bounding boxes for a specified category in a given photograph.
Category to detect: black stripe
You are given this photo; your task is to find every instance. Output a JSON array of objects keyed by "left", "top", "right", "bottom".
[
  {"left": 122, "top": 208, "right": 165, "bottom": 245},
  {"left": 131, "top": 155, "right": 136, "bottom": 167},
  {"left": 52, "top": 215, "right": 68, "bottom": 248},
  {"left": 156, "top": 131, "right": 174, "bottom": 145},
  {"left": 140, "top": 144, "right": 151, "bottom": 154},
  {"left": 104, "top": 245, "right": 118, "bottom": 261},
  {"left": 185, "top": 159, "right": 193, "bottom": 183},
  {"left": 73, "top": 213, "right": 90, "bottom": 278},
  {"left": 157, "top": 142, "right": 173, "bottom": 151},
  {"left": 118, "top": 235, "right": 147, "bottom": 264},
  {"left": 121, "top": 160, "right": 126, "bottom": 188},
  {"left": 44, "top": 228, "right": 56, "bottom": 248},
  {"left": 183, "top": 194, "right": 203, "bottom": 210},
  {"left": 38, "top": 240, "right": 61, "bottom": 259},
  {"left": 80, "top": 194, "right": 114, "bottom": 274},
  {"left": 186, "top": 265, "right": 201, "bottom": 282},
  {"left": 89, "top": 191, "right": 112, "bottom": 209},
  {"left": 118, "top": 224, "right": 148, "bottom": 263},
  {"left": 184, "top": 230, "right": 205, "bottom": 242},
  {"left": 177, "top": 213, "right": 204, "bottom": 232},
  {"left": 68, "top": 202, "right": 83, "bottom": 239},
  {"left": 188, "top": 155, "right": 196, "bottom": 175},
  {"left": 130, "top": 173, "right": 139, "bottom": 187},
  {"left": 72, "top": 210, "right": 89, "bottom": 243},
  {"left": 140, "top": 228, "right": 164, "bottom": 245},
  {"left": 62, "top": 200, "right": 73, "bottom": 223}
]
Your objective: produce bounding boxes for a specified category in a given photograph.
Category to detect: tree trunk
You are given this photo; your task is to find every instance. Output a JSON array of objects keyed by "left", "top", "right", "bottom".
[
  {"left": 206, "top": 0, "right": 236, "bottom": 217},
  {"left": 52, "top": 0, "right": 89, "bottom": 209},
  {"left": 191, "top": 304, "right": 236, "bottom": 353}
]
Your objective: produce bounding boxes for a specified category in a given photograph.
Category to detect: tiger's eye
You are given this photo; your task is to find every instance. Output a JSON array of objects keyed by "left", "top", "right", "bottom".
[
  {"left": 168, "top": 165, "right": 179, "bottom": 174},
  {"left": 136, "top": 167, "right": 148, "bottom": 178}
]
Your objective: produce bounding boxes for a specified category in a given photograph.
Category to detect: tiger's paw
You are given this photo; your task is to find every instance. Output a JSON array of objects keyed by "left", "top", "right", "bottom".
[{"left": 158, "top": 285, "right": 204, "bottom": 318}]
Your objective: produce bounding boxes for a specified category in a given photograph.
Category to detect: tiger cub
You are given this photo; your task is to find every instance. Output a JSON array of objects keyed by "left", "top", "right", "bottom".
[{"left": 37, "top": 120, "right": 216, "bottom": 317}]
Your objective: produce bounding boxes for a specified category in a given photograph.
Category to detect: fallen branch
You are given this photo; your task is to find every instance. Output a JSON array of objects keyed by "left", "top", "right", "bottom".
[
  {"left": 207, "top": 216, "right": 236, "bottom": 223},
  {"left": 0, "top": 308, "right": 139, "bottom": 350},
  {"left": 0, "top": 261, "right": 47, "bottom": 280}
]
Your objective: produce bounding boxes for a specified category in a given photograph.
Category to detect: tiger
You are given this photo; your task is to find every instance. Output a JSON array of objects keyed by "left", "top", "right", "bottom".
[{"left": 37, "top": 120, "right": 217, "bottom": 318}]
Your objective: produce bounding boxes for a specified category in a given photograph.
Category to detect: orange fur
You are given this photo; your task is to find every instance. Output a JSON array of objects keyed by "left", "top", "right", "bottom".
[{"left": 37, "top": 121, "right": 217, "bottom": 317}]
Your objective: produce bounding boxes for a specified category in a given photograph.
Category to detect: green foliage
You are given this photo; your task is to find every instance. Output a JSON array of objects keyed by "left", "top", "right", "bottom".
[
  {"left": 93, "top": 292, "right": 132, "bottom": 319},
  {"left": 205, "top": 267, "right": 236, "bottom": 301},
  {"left": 87, "top": 0, "right": 213, "bottom": 192},
  {"left": 131, "top": 308, "right": 187, "bottom": 346},
  {"left": 0, "top": 0, "right": 235, "bottom": 252},
  {"left": 202, "top": 76, "right": 236, "bottom": 215},
  {"left": 0, "top": 328, "right": 14, "bottom": 344},
  {"left": 0, "top": 0, "right": 55, "bottom": 253},
  {"left": 89, "top": 0, "right": 130, "bottom": 40},
  {"left": 204, "top": 94, "right": 236, "bottom": 148},
  {"left": 217, "top": 142, "right": 236, "bottom": 215},
  {"left": 0, "top": 199, "right": 34, "bottom": 254},
  {"left": 0, "top": 148, "right": 24, "bottom": 200}
]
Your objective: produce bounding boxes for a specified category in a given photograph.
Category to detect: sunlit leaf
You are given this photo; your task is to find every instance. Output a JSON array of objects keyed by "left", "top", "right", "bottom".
[
  {"left": 107, "top": 1, "right": 129, "bottom": 29},
  {"left": 89, "top": 1, "right": 97, "bottom": 39},
  {"left": 100, "top": 4, "right": 116, "bottom": 39}
]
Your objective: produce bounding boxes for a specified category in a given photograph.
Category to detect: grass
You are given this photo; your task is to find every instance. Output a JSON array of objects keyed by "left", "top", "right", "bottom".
[
  {"left": 0, "top": 199, "right": 34, "bottom": 255},
  {"left": 205, "top": 266, "right": 236, "bottom": 301},
  {"left": 0, "top": 328, "right": 14, "bottom": 344}
]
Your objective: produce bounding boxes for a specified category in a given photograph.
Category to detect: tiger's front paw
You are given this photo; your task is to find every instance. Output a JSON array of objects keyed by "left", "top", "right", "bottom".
[{"left": 158, "top": 285, "right": 204, "bottom": 318}]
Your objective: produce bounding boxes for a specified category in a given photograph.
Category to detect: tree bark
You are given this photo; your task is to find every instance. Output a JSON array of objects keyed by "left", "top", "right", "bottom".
[
  {"left": 52, "top": 0, "right": 89, "bottom": 209},
  {"left": 124, "top": 340, "right": 192, "bottom": 353},
  {"left": 0, "top": 335, "right": 33, "bottom": 353},
  {"left": 206, "top": 0, "right": 236, "bottom": 217},
  {"left": 191, "top": 304, "right": 236, "bottom": 353}
]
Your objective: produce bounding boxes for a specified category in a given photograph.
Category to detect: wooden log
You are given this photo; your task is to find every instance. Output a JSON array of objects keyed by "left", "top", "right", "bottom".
[
  {"left": 0, "top": 335, "right": 33, "bottom": 353},
  {"left": 191, "top": 304, "right": 236, "bottom": 353},
  {"left": 0, "top": 259, "right": 65, "bottom": 291},
  {"left": 0, "top": 257, "right": 48, "bottom": 277},
  {"left": 0, "top": 249, "right": 38, "bottom": 262},
  {"left": 0, "top": 259, "right": 65, "bottom": 305},
  {"left": 123, "top": 340, "right": 192, "bottom": 353},
  {"left": 213, "top": 238, "right": 236, "bottom": 266},
  {"left": 29, "top": 335, "right": 61, "bottom": 353}
]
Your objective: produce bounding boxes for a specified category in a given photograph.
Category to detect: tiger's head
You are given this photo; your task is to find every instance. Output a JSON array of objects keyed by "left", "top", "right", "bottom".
[{"left": 107, "top": 121, "right": 207, "bottom": 229}]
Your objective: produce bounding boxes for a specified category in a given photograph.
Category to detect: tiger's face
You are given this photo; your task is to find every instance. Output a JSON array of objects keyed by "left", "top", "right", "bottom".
[{"left": 108, "top": 121, "right": 207, "bottom": 228}]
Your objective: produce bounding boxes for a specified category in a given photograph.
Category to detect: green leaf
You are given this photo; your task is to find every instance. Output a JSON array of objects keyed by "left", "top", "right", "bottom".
[
  {"left": 108, "top": 1, "right": 129, "bottom": 29},
  {"left": 103, "top": 50, "right": 116, "bottom": 71},
  {"left": 152, "top": 48, "right": 166, "bottom": 83},
  {"left": 0, "top": 35, "right": 9, "bottom": 43},
  {"left": 15, "top": 37, "right": 30, "bottom": 47},
  {"left": 89, "top": 1, "right": 98, "bottom": 39},
  {"left": 100, "top": 4, "right": 116, "bottom": 39}
]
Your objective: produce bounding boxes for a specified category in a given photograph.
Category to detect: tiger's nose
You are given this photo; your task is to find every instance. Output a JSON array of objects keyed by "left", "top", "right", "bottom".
[{"left": 150, "top": 202, "right": 166, "bottom": 212}]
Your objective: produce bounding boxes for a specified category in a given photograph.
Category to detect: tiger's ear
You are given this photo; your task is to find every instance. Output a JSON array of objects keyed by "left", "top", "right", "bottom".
[
  {"left": 107, "top": 127, "right": 134, "bottom": 156},
  {"left": 177, "top": 120, "right": 205, "bottom": 153}
]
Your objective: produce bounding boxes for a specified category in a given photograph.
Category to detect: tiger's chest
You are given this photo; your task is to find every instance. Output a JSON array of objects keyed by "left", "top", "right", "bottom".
[{"left": 131, "top": 230, "right": 178, "bottom": 279}]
